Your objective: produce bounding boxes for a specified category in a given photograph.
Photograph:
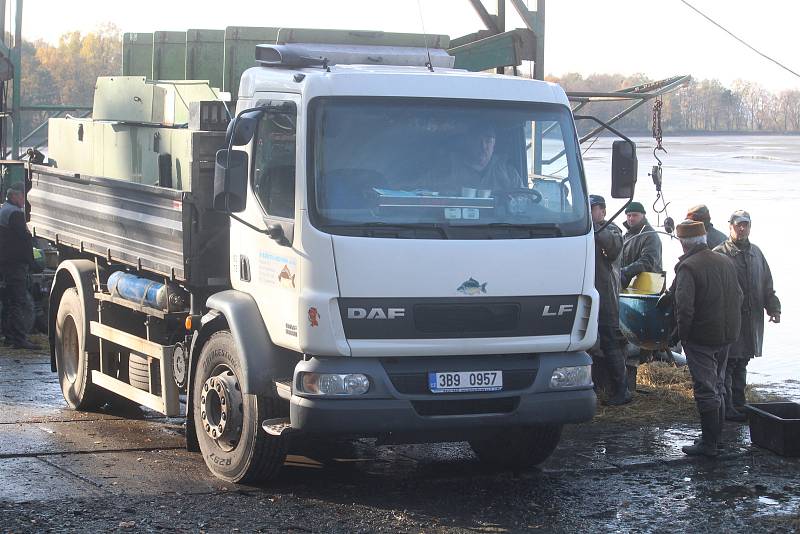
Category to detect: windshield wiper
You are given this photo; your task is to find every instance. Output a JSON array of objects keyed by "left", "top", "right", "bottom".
[
  {"left": 470, "top": 223, "right": 563, "bottom": 237},
  {"left": 324, "top": 222, "right": 450, "bottom": 239}
]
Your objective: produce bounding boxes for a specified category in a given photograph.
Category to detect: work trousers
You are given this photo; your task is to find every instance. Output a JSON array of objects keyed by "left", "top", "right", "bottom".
[
  {"left": 684, "top": 341, "right": 729, "bottom": 413},
  {"left": 725, "top": 357, "right": 750, "bottom": 409},
  {"left": 0, "top": 263, "right": 30, "bottom": 345},
  {"left": 596, "top": 323, "right": 628, "bottom": 397}
]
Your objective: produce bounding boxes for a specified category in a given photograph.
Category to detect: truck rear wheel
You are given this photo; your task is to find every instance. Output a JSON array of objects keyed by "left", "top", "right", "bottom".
[
  {"left": 469, "top": 424, "right": 563, "bottom": 469},
  {"left": 55, "top": 288, "right": 105, "bottom": 410},
  {"left": 192, "top": 331, "right": 287, "bottom": 483}
]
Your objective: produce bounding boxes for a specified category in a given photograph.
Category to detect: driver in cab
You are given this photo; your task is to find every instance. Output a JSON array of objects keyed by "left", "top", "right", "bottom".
[{"left": 433, "top": 124, "right": 524, "bottom": 196}]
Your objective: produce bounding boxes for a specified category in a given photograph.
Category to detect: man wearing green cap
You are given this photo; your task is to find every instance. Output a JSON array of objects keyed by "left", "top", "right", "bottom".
[
  {"left": 714, "top": 210, "right": 781, "bottom": 422},
  {"left": 589, "top": 195, "right": 630, "bottom": 405},
  {"left": 621, "top": 201, "right": 662, "bottom": 289}
]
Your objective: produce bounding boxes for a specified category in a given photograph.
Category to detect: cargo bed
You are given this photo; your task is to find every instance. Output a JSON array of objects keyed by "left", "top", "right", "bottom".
[{"left": 28, "top": 164, "right": 230, "bottom": 287}]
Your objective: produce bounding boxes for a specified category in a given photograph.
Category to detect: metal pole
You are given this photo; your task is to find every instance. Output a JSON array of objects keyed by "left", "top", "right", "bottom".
[
  {"left": 534, "top": 0, "right": 545, "bottom": 80},
  {"left": 0, "top": 0, "right": 7, "bottom": 39},
  {"left": 11, "top": 0, "right": 22, "bottom": 159},
  {"left": 1, "top": 0, "right": 6, "bottom": 157},
  {"left": 508, "top": 0, "right": 544, "bottom": 80},
  {"left": 495, "top": 0, "right": 505, "bottom": 74}
]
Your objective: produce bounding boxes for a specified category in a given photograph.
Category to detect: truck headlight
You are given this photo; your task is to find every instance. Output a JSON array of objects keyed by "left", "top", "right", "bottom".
[
  {"left": 549, "top": 365, "right": 592, "bottom": 389},
  {"left": 299, "top": 373, "right": 371, "bottom": 396}
]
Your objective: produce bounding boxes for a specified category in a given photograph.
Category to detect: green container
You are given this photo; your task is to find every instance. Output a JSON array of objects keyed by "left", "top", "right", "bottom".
[
  {"left": 122, "top": 33, "right": 153, "bottom": 77},
  {"left": 153, "top": 31, "right": 187, "bottom": 80},
  {"left": 186, "top": 29, "right": 225, "bottom": 89},
  {"left": 223, "top": 27, "right": 281, "bottom": 100}
]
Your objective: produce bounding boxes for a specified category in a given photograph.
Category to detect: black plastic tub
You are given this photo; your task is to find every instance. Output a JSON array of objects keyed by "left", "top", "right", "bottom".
[{"left": 744, "top": 402, "right": 800, "bottom": 457}]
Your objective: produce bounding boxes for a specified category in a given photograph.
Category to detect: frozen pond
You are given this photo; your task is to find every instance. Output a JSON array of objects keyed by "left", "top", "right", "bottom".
[{"left": 583, "top": 135, "right": 799, "bottom": 397}]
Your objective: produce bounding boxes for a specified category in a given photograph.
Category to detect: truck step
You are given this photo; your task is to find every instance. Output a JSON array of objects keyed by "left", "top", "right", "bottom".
[{"left": 262, "top": 417, "right": 293, "bottom": 436}]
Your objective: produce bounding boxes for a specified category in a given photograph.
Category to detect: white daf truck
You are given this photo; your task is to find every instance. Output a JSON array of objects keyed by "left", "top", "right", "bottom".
[{"left": 29, "top": 33, "right": 637, "bottom": 482}]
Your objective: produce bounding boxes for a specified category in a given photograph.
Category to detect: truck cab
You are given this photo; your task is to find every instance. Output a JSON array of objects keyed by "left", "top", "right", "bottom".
[{"left": 208, "top": 43, "right": 599, "bottom": 473}]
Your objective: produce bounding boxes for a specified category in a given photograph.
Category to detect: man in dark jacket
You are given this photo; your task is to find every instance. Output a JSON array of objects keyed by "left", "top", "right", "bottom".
[
  {"left": 686, "top": 204, "right": 727, "bottom": 250},
  {"left": 589, "top": 195, "right": 630, "bottom": 405},
  {"left": 0, "top": 183, "right": 41, "bottom": 350},
  {"left": 621, "top": 202, "right": 662, "bottom": 289},
  {"left": 714, "top": 210, "right": 781, "bottom": 422},
  {"left": 671, "top": 220, "right": 742, "bottom": 457}
]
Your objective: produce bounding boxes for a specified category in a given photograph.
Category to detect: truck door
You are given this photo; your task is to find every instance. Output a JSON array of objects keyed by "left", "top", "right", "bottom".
[{"left": 230, "top": 96, "right": 301, "bottom": 350}]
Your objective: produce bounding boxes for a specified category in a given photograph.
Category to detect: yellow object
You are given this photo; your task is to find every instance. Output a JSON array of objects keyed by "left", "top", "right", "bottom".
[{"left": 628, "top": 272, "right": 666, "bottom": 295}]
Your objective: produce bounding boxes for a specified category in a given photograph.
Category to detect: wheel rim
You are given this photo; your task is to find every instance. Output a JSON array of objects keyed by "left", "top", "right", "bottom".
[
  {"left": 61, "top": 315, "right": 79, "bottom": 383},
  {"left": 200, "top": 366, "right": 244, "bottom": 452}
]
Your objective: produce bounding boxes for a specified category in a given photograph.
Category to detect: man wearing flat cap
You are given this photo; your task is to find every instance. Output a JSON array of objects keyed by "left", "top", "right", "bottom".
[
  {"left": 0, "top": 183, "right": 41, "bottom": 350},
  {"left": 620, "top": 201, "right": 662, "bottom": 289},
  {"left": 686, "top": 204, "right": 727, "bottom": 250},
  {"left": 589, "top": 195, "right": 630, "bottom": 405},
  {"left": 671, "top": 220, "right": 742, "bottom": 456},
  {"left": 714, "top": 210, "right": 781, "bottom": 422}
]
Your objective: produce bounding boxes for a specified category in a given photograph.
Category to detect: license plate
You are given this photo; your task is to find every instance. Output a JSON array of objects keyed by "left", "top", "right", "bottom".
[{"left": 428, "top": 371, "right": 503, "bottom": 393}]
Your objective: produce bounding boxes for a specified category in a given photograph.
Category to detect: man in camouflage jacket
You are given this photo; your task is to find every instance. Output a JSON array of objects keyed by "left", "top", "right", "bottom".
[{"left": 714, "top": 210, "right": 781, "bottom": 422}]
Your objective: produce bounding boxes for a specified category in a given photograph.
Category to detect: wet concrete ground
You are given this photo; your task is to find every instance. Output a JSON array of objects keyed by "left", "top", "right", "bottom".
[{"left": 1, "top": 347, "right": 798, "bottom": 533}]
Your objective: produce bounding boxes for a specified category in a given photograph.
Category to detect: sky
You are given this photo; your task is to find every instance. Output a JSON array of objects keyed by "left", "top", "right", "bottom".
[{"left": 12, "top": 0, "right": 800, "bottom": 92}]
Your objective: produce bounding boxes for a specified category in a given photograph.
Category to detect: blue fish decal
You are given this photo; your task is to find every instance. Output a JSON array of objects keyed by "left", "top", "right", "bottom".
[{"left": 457, "top": 277, "right": 487, "bottom": 295}]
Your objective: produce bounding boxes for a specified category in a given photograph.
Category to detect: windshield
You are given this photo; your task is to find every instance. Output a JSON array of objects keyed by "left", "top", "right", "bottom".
[{"left": 309, "top": 97, "right": 589, "bottom": 239}]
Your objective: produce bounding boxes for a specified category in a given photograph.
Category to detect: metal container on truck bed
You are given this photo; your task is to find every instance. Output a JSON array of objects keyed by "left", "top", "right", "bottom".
[
  {"left": 47, "top": 120, "right": 223, "bottom": 190},
  {"left": 48, "top": 77, "right": 226, "bottom": 189}
]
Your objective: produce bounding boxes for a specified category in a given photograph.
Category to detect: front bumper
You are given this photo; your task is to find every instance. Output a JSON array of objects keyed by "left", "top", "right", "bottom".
[{"left": 289, "top": 351, "right": 596, "bottom": 440}]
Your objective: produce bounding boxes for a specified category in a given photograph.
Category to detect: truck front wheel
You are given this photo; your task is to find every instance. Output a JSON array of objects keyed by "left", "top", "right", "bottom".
[
  {"left": 192, "top": 331, "right": 288, "bottom": 483},
  {"left": 469, "top": 424, "right": 563, "bottom": 469}
]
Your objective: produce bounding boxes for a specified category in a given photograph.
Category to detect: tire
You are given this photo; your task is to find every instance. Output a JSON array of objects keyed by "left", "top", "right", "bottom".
[
  {"left": 128, "top": 353, "right": 151, "bottom": 391},
  {"left": 192, "top": 331, "right": 288, "bottom": 483},
  {"left": 469, "top": 424, "right": 563, "bottom": 469},
  {"left": 54, "top": 288, "right": 106, "bottom": 410}
]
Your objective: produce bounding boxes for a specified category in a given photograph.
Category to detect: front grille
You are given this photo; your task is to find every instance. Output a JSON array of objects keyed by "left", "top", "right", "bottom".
[
  {"left": 413, "top": 303, "right": 520, "bottom": 334},
  {"left": 389, "top": 370, "right": 537, "bottom": 394},
  {"left": 412, "top": 397, "right": 519, "bottom": 416}
]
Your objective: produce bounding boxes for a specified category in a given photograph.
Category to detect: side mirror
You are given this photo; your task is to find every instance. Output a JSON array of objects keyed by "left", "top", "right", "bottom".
[
  {"left": 225, "top": 110, "right": 263, "bottom": 146},
  {"left": 213, "top": 149, "right": 248, "bottom": 213},
  {"left": 611, "top": 140, "right": 637, "bottom": 199}
]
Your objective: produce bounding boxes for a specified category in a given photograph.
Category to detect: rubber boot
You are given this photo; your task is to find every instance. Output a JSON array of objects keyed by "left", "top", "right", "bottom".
[
  {"left": 717, "top": 404, "right": 726, "bottom": 451},
  {"left": 606, "top": 387, "right": 632, "bottom": 406},
  {"left": 682, "top": 410, "right": 719, "bottom": 457},
  {"left": 603, "top": 346, "right": 632, "bottom": 406},
  {"left": 604, "top": 370, "right": 632, "bottom": 406}
]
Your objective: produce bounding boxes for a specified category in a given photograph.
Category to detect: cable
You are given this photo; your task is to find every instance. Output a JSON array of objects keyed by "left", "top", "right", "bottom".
[
  {"left": 416, "top": 0, "right": 434, "bottom": 71},
  {"left": 678, "top": 0, "right": 800, "bottom": 80},
  {"left": 551, "top": 134, "right": 599, "bottom": 176}
]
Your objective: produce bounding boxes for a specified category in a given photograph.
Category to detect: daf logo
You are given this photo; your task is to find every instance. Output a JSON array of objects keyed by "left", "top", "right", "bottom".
[
  {"left": 347, "top": 307, "right": 406, "bottom": 320},
  {"left": 542, "top": 304, "right": 574, "bottom": 317}
]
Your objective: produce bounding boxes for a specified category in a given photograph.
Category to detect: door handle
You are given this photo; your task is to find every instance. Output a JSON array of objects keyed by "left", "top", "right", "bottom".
[{"left": 240, "top": 255, "right": 251, "bottom": 282}]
